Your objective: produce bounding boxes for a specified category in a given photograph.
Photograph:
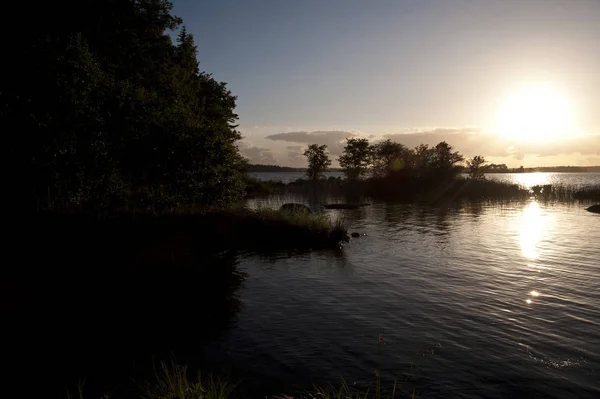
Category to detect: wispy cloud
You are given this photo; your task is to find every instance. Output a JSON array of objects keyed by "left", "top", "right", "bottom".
[
  {"left": 265, "top": 130, "right": 358, "bottom": 156},
  {"left": 237, "top": 141, "right": 276, "bottom": 164},
  {"left": 382, "top": 129, "right": 600, "bottom": 159}
]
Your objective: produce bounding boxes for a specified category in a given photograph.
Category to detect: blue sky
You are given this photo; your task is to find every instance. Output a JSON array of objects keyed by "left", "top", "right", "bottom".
[{"left": 172, "top": 0, "right": 600, "bottom": 167}]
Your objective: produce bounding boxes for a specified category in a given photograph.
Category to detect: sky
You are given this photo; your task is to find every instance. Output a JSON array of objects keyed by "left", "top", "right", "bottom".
[{"left": 172, "top": 0, "right": 600, "bottom": 167}]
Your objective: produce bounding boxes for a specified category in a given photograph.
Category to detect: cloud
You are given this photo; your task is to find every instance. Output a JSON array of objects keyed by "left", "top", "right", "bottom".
[
  {"left": 382, "top": 128, "right": 600, "bottom": 160},
  {"left": 265, "top": 130, "right": 358, "bottom": 156},
  {"left": 285, "top": 145, "right": 304, "bottom": 151},
  {"left": 237, "top": 141, "right": 276, "bottom": 164},
  {"left": 285, "top": 146, "right": 305, "bottom": 164}
]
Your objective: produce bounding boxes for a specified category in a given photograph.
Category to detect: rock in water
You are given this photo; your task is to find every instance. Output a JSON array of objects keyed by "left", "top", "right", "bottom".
[
  {"left": 280, "top": 203, "right": 313, "bottom": 214},
  {"left": 351, "top": 232, "right": 360, "bottom": 238},
  {"left": 586, "top": 204, "right": 600, "bottom": 214}
]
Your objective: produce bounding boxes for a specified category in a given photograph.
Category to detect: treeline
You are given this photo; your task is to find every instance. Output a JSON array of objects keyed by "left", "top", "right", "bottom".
[
  {"left": 303, "top": 139, "right": 470, "bottom": 181},
  {"left": 298, "top": 140, "right": 600, "bottom": 180},
  {"left": 4, "top": 0, "right": 246, "bottom": 215},
  {"left": 291, "top": 139, "right": 532, "bottom": 201},
  {"left": 530, "top": 166, "right": 600, "bottom": 173}
]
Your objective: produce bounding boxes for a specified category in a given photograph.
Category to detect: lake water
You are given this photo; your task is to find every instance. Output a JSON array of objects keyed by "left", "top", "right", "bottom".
[
  {"left": 206, "top": 195, "right": 599, "bottom": 398},
  {"left": 249, "top": 171, "right": 600, "bottom": 188},
  {"left": 7, "top": 174, "right": 599, "bottom": 398}
]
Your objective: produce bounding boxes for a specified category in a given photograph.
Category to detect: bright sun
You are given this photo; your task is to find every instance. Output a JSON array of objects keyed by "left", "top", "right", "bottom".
[{"left": 493, "top": 85, "right": 575, "bottom": 140}]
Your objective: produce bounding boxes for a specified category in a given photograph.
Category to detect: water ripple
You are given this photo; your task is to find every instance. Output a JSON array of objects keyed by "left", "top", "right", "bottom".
[{"left": 221, "top": 199, "right": 600, "bottom": 398}]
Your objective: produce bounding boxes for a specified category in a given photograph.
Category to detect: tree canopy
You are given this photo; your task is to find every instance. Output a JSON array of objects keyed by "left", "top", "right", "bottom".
[
  {"left": 371, "top": 139, "right": 410, "bottom": 177},
  {"left": 339, "top": 138, "right": 372, "bottom": 180},
  {"left": 4, "top": 0, "right": 246, "bottom": 215},
  {"left": 303, "top": 144, "right": 332, "bottom": 180},
  {"left": 466, "top": 155, "right": 488, "bottom": 180}
]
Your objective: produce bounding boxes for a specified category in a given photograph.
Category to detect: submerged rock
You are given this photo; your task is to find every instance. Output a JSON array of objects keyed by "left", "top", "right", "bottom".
[
  {"left": 586, "top": 204, "right": 600, "bottom": 214},
  {"left": 279, "top": 203, "right": 312, "bottom": 214},
  {"left": 351, "top": 232, "right": 360, "bottom": 238}
]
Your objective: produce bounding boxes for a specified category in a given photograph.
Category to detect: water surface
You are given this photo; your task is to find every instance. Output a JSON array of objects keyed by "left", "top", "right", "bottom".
[{"left": 209, "top": 197, "right": 600, "bottom": 398}]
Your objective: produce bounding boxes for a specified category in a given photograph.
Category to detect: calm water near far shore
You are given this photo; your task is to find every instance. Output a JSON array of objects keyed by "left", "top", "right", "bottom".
[
  {"left": 225, "top": 173, "right": 600, "bottom": 397},
  {"left": 249, "top": 171, "right": 600, "bottom": 187}
]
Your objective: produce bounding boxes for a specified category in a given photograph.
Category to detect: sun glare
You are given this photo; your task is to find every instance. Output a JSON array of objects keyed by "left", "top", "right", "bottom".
[{"left": 493, "top": 85, "right": 575, "bottom": 141}]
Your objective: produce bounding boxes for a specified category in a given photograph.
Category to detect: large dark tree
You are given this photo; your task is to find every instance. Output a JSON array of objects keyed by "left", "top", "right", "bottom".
[{"left": 3, "top": 0, "right": 246, "bottom": 215}]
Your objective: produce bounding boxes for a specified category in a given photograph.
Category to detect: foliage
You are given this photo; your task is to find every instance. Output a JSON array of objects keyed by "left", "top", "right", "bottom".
[
  {"left": 411, "top": 144, "right": 437, "bottom": 170},
  {"left": 4, "top": 0, "right": 246, "bottom": 215},
  {"left": 466, "top": 155, "right": 487, "bottom": 180},
  {"left": 371, "top": 140, "right": 410, "bottom": 178},
  {"left": 243, "top": 176, "right": 286, "bottom": 197},
  {"left": 304, "top": 144, "right": 332, "bottom": 180},
  {"left": 483, "top": 163, "right": 508, "bottom": 172},
  {"left": 431, "top": 142, "right": 464, "bottom": 170},
  {"left": 339, "top": 138, "right": 373, "bottom": 180}
]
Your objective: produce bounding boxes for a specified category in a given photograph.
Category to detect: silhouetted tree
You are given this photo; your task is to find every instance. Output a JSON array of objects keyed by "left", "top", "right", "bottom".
[
  {"left": 466, "top": 155, "right": 487, "bottom": 180},
  {"left": 411, "top": 144, "right": 437, "bottom": 170},
  {"left": 4, "top": 0, "right": 246, "bottom": 214},
  {"left": 339, "top": 138, "right": 372, "bottom": 180},
  {"left": 432, "top": 142, "right": 464, "bottom": 170},
  {"left": 371, "top": 139, "right": 410, "bottom": 177},
  {"left": 303, "top": 144, "right": 332, "bottom": 180}
]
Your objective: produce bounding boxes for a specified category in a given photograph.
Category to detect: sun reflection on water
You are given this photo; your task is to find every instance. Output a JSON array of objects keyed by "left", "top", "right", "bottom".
[
  {"left": 520, "top": 201, "right": 553, "bottom": 307},
  {"left": 513, "top": 173, "right": 550, "bottom": 188},
  {"left": 520, "top": 201, "right": 547, "bottom": 260}
]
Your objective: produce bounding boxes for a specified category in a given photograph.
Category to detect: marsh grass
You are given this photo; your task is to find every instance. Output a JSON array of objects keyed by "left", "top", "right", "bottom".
[
  {"left": 244, "top": 176, "right": 287, "bottom": 197},
  {"left": 545, "top": 184, "right": 600, "bottom": 202},
  {"left": 201, "top": 207, "right": 350, "bottom": 251},
  {"left": 248, "top": 174, "right": 599, "bottom": 204},
  {"left": 141, "top": 361, "right": 237, "bottom": 399}
]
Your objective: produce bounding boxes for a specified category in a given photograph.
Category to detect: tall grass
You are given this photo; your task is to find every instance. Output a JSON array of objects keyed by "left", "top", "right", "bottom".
[
  {"left": 246, "top": 173, "right": 600, "bottom": 204},
  {"left": 141, "top": 361, "right": 237, "bottom": 399},
  {"left": 305, "top": 378, "right": 411, "bottom": 399},
  {"left": 544, "top": 184, "right": 600, "bottom": 202},
  {"left": 224, "top": 207, "right": 350, "bottom": 250}
]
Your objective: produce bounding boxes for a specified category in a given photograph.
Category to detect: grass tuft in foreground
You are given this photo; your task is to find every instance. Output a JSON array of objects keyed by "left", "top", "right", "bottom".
[{"left": 141, "top": 361, "right": 237, "bottom": 399}]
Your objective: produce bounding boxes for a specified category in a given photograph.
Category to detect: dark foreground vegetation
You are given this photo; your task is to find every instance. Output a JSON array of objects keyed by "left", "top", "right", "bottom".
[
  {"left": 6, "top": 0, "right": 249, "bottom": 218},
  {"left": 67, "top": 359, "right": 426, "bottom": 399},
  {"left": 30, "top": 208, "right": 348, "bottom": 266}
]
